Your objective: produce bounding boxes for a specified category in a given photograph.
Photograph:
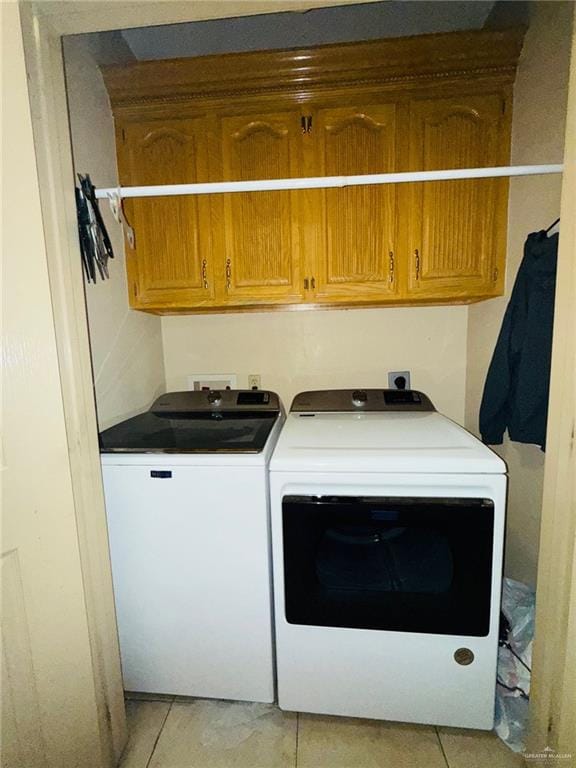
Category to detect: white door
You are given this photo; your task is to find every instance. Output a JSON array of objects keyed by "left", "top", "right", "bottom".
[{"left": 1, "top": 4, "right": 120, "bottom": 766}]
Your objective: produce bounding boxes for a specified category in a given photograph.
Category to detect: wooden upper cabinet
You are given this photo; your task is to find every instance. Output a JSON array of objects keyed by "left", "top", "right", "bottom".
[
  {"left": 118, "top": 118, "right": 215, "bottom": 309},
  {"left": 104, "top": 29, "right": 523, "bottom": 313},
  {"left": 308, "top": 104, "right": 399, "bottom": 303},
  {"left": 405, "top": 94, "right": 510, "bottom": 300},
  {"left": 213, "top": 111, "right": 305, "bottom": 305}
]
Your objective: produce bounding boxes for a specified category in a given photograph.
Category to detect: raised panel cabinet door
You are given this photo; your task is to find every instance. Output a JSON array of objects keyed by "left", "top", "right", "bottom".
[
  {"left": 406, "top": 94, "right": 509, "bottom": 299},
  {"left": 309, "top": 104, "right": 399, "bottom": 303},
  {"left": 119, "top": 118, "right": 215, "bottom": 309},
  {"left": 216, "top": 111, "right": 305, "bottom": 304}
]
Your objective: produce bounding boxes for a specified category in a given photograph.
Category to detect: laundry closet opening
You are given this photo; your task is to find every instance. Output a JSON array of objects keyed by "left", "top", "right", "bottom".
[
  {"left": 64, "top": 0, "right": 571, "bottom": 582},
  {"left": 59, "top": 0, "right": 573, "bottom": 760}
]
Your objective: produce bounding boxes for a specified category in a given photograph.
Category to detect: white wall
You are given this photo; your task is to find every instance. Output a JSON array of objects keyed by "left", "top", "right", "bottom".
[
  {"left": 465, "top": 1, "right": 573, "bottom": 586},
  {"left": 121, "top": 0, "right": 493, "bottom": 60},
  {"left": 63, "top": 37, "right": 165, "bottom": 430},
  {"left": 162, "top": 306, "right": 468, "bottom": 422}
]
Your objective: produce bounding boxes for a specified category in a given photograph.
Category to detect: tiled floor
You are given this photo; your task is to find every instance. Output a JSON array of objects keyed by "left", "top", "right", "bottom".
[{"left": 119, "top": 696, "right": 524, "bottom": 768}]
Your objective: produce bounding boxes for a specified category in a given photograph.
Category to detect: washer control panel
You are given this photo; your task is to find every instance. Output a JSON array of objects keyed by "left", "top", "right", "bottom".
[
  {"left": 151, "top": 389, "right": 279, "bottom": 414},
  {"left": 351, "top": 390, "right": 368, "bottom": 407}
]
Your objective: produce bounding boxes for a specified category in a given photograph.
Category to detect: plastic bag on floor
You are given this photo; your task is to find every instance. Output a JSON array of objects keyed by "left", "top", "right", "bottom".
[{"left": 495, "top": 577, "right": 535, "bottom": 753}]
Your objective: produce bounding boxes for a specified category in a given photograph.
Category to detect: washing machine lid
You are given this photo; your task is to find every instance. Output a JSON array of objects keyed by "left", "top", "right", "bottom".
[
  {"left": 99, "top": 390, "right": 281, "bottom": 454},
  {"left": 271, "top": 391, "right": 505, "bottom": 474}
]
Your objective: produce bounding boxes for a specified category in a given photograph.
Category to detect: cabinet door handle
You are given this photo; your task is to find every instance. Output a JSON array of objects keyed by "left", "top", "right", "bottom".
[
  {"left": 226, "top": 258, "right": 232, "bottom": 290},
  {"left": 415, "top": 249, "right": 420, "bottom": 281},
  {"left": 389, "top": 251, "right": 395, "bottom": 284},
  {"left": 304, "top": 277, "right": 309, "bottom": 290},
  {"left": 311, "top": 276, "right": 316, "bottom": 289},
  {"left": 307, "top": 116, "right": 313, "bottom": 134},
  {"left": 301, "top": 116, "right": 307, "bottom": 135},
  {"left": 201, "top": 258, "right": 209, "bottom": 289}
]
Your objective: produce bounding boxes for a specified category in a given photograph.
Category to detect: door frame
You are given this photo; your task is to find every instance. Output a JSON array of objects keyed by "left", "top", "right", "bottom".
[
  {"left": 528, "top": 18, "right": 576, "bottom": 763},
  {"left": 19, "top": 1, "right": 576, "bottom": 763}
]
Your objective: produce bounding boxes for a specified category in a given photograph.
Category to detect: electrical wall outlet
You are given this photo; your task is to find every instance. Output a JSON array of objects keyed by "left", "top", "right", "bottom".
[
  {"left": 248, "top": 374, "right": 261, "bottom": 390},
  {"left": 187, "top": 374, "right": 237, "bottom": 391},
  {"left": 388, "top": 370, "right": 411, "bottom": 390}
]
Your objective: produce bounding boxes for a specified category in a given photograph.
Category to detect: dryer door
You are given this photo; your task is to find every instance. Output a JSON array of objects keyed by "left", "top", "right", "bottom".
[{"left": 282, "top": 494, "right": 494, "bottom": 636}]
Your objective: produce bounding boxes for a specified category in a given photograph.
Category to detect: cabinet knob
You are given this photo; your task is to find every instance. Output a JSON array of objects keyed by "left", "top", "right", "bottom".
[
  {"left": 311, "top": 276, "right": 316, "bottom": 289},
  {"left": 201, "top": 258, "right": 209, "bottom": 289},
  {"left": 304, "top": 277, "right": 309, "bottom": 290},
  {"left": 389, "top": 251, "right": 395, "bottom": 284},
  {"left": 415, "top": 249, "right": 421, "bottom": 281}
]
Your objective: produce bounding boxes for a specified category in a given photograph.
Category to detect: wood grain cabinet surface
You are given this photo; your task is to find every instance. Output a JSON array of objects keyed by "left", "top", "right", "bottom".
[
  {"left": 213, "top": 110, "right": 306, "bottom": 307},
  {"left": 307, "top": 103, "right": 400, "bottom": 305},
  {"left": 118, "top": 118, "right": 217, "bottom": 310},
  {"left": 404, "top": 94, "right": 509, "bottom": 301},
  {"left": 104, "top": 28, "right": 523, "bottom": 313}
]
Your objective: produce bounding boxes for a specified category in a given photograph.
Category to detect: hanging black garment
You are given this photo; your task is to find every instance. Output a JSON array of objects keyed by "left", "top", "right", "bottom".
[
  {"left": 479, "top": 230, "right": 558, "bottom": 451},
  {"left": 75, "top": 173, "right": 114, "bottom": 283}
]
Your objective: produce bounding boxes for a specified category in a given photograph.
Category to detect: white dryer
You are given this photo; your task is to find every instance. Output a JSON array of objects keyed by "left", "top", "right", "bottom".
[{"left": 270, "top": 389, "right": 507, "bottom": 730}]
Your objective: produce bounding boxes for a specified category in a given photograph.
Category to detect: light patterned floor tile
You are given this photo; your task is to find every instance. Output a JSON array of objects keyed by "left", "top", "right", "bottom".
[
  {"left": 119, "top": 700, "right": 172, "bottom": 768},
  {"left": 297, "top": 713, "right": 448, "bottom": 768},
  {"left": 148, "top": 700, "right": 297, "bottom": 768},
  {"left": 438, "top": 727, "right": 525, "bottom": 767}
]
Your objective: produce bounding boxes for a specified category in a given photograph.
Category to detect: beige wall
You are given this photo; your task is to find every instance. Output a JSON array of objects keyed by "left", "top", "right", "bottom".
[
  {"left": 63, "top": 37, "right": 165, "bottom": 431},
  {"left": 465, "top": 1, "right": 573, "bottom": 586},
  {"left": 162, "top": 306, "right": 468, "bottom": 422}
]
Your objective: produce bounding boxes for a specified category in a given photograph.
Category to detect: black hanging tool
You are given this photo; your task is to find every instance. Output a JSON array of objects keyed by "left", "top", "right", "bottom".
[
  {"left": 545, "top": 217, "right": 560, "bottom": 234},
  {"left": 75, "top": 173, "right": 115, "bottom": 283}
]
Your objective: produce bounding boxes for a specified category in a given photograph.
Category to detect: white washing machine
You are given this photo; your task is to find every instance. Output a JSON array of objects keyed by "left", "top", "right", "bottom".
[
  {"left": 100, "top": 389, "right": 283, "bottom": 703},
  {"left": 270, "top": 389, "right": 507, "bottom": 729}
]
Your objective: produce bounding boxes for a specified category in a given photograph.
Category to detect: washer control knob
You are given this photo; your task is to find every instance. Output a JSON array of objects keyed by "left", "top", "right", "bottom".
[
  {"left": 352, "top": 390, "right": 368, "bottom": 407},
  {"left": 207, "top": 390, "right": 222, "bottom": 405}
]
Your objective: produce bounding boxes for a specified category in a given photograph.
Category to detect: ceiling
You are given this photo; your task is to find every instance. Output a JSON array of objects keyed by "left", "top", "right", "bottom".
[{"left": 119, "top": 1, "right": 498, "bottom": 61}]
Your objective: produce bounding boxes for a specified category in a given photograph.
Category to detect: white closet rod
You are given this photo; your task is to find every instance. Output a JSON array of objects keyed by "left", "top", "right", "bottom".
[{"left": 95, "top": 164, "right": 563, "bottom": 200}]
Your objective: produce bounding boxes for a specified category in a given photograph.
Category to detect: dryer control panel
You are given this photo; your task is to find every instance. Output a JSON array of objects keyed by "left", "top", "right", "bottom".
[{"left": 291, "top": 389, "right": 435, "bottom": 412}]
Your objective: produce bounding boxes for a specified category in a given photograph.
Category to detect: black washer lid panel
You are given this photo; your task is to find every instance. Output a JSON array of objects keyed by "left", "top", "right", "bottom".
[
  {"left": 291, "top": 389, "right": 435, "bottom": 412},
  {"left": 99, "top": 411, "right": 279, "bottom": 454},
  {"left": 99, "top": 389, "right": 281, "bottom": 454}
]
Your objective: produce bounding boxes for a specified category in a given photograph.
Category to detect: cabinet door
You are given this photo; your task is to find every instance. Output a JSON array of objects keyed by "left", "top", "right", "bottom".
[
  {"left": 119, "top": 118, "right": 215, "bottom": 309},
  {"left": 215, "top": 111, "right": 305, "bottom": 304},
  {"left": 308, "top": 104, "right": 399, "bottom": 303},
  {"left": 405, "top": 94, "right": 509, "bottom": 299}
]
